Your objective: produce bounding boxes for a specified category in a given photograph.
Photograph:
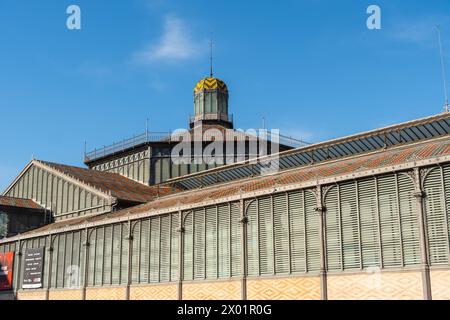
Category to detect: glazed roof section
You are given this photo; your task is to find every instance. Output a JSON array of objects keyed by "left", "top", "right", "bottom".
[
  {"left": 0, "top": 196, "right": 44, "bottom": 210},
  {"left": 18, "top": 136, "right": 450, "bottom": 236},
  {"left": 37, "top": 161, "right": 172, "bottom": 204},
  {"left": 163, "top": 112, "right": 450, "bottom": 190}
]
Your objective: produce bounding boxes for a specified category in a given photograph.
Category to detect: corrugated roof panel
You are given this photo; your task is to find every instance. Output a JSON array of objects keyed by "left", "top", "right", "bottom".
[{"left": 0, "top": 196, "right": 44, "bottom": 210}]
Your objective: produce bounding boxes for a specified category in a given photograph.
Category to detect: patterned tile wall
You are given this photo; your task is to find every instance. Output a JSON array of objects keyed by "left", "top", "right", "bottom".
[
  {"left": 327, "top": 272, "right": 423, "bottom": 300},
  {"left": 130, "top": 284, "right": 178, "bottom": 300},
  {"left": 247, "top": 276, "right": 321, "bottom": 300},
  {"left": 431, "top": 270, "right": 450, "bottom": 300},
  {"left": 183, "top": 281, "right": 241, "bottom": 300}
]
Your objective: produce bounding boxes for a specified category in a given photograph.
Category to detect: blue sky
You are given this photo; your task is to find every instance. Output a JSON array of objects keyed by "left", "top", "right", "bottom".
[{"left": 0, "top": 0, "right": 449, "bottom": 192}]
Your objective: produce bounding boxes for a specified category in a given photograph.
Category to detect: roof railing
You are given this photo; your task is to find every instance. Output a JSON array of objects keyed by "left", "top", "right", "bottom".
[
  {"left": 84, "top": 131, "right": 171, "bottom": 162},
  {"left": 84, "top": 128, "right": 309, "bottom": 163}
]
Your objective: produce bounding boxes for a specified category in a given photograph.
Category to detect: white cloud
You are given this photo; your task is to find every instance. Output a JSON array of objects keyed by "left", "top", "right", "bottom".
[{"left": 133, "top": 15, "right": 205, "bottom": 64}]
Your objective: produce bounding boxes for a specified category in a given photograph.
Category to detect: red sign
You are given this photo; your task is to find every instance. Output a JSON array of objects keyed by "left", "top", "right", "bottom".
[{"left": 0, "top": 252, "right": 14, "bottom": 291}]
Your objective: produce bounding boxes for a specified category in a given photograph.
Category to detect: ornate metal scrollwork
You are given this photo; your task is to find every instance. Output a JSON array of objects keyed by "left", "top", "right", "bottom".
[
  {"left": 420, "top": 167, "right": 435, "bottom": 190},
  {"left": 321, "top": 185, "right": 336, "bottom": 204}
]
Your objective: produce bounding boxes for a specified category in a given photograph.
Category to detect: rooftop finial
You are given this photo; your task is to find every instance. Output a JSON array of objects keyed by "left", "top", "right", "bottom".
[{"left": 210, "top": 33, "right": 213, "bottom": 77}]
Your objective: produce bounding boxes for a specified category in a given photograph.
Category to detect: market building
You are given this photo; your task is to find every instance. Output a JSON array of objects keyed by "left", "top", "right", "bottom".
[{"left": 0, "top": 75, "right": 450, "bottom": 300}]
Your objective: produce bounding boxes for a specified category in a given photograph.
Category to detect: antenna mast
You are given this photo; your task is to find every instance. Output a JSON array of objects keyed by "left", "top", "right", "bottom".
[
  {"left": 210, "top": 33, "right": 213, "bottom": 77},
  {"left": 437, "top": 25, "right": 449, "bottom": 112}
]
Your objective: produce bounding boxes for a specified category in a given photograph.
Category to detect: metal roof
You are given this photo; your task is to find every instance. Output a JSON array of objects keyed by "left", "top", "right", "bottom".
[
  {"left": 37, "top": 161, "right": 173, "bottom": 204},
  {"left": 162, "top": 113, "right": 450, "bottom": 190},
  {"left": 0, "top": 196, "right": 44, "bottom": 210},
  {"left": 13, "top": 136, "right": 450, "bottom": 238}
]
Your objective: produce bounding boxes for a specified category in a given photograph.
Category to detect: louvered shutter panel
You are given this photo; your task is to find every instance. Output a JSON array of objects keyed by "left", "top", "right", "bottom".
[
  {"left": 144, "top": 159, "right": 150, "bottom": 184},
  {"left": 79, "top": 230, "right": 86, "bottom": 287},
  {"left": 218, "top": 204, "right": 230, "bottom": 278},
  {"left": 42, "top": 172, "right": 48, "bottom": 206},
  {"left": 18, "top": 174, "right": 23, "bottom": 198},
  {"left": 172, "top": 162, "right": 179, "bottom": 179},
  {"left": 289, "top": 191, "right": 306, "bottom": 273},
  {"left": 377, "top": 175, "right": 402, "bottom": 268},
  {"left": 57, "top": 234, "right": 65, "bottom": 288},
  {"left": 64, "top": 233, "right": 73, "bottom": 288},
  {"left": 273, "top": 193, "right": 289, "bottom": 274},
  {"left": 194, "top": 209, "right": 205, "bottom": 279},
  {"left": 95, "top": 227, "right": 104, "bottom": 286},
  {"left": 183, "top": 212, "right": 194, "bottom": 280},
  {"left": 140, "top": 219, "right": 150, "bottom": 283},
  {"left": 45, "top": 238, "right": 50, "bottom": 285},
  {"left": 26, "top": 167, "right": 32, "bottom": 198},
  {"left": 74, "top": 186, "right": 80, "bottom": 212},
  {"left": 424, "top": 167, "right": 449, "bottom": 265},
  {"left": 358, "top": 178, "right": 381, "bottom": 268},
  {"left": 443, "top": 165, "right": 450, "bottom": 263},
  {"left": 24, "top": 173, "right": 30, "bottom": 199},
  {"left": 139, "top": 160, "right": 145, "bottom": 183},
  {"left": 205, "top": 207, "right": 218, "bottom": 279},
  {"left": 120, "top": 223, "right": 129, "bottom": 284},
  {"left": 155, "top": 159, "right": 162, "bottom": 184},
  {"left": 305, "top": 190, "right": 320, "bottom": 272},
  {"left": 68, "top": 183, "right": 74, "bottom": 213},
  {"left": 160, "top": 215, "right": 171, "bottom": 282},
  {"left": 35, "top": 168, "right": 41, "bottom": 203},
  {"left": 162, "top": 158, "right": 171, "bottom": 182},
  {"left": 72, "top": 231, "right": 82, "bottom": 288},
  {"left": 150, "top": 217, "right": 161, "bottom": 282},
  {"left": 230, "top": 202, "right": 241, "bottom": 277},
  {"left": 180, "top": 164, "right": 188, "bottom": 177},
  {"left": 11, "top": 242, "right": 19, "bottom": 290},
  {"left": 11, "top": 243, "right": 17, "bottom": 288},
  {"left": 17, "top": 241, "right": 25, "bottom": 288},
  {"left": 32, "top": 167, "right": 38, "bottom": 200},
  {"left": 246, "top": 201, "right": 258, "bottom": 276},
  {"left": 397, "top": 173, "right": 420, "bottom": 266},
  {"left": 111, "top": 225, "right": 121, "bottom": 285},
  {"left": 131, "top": 222, "right": 140, "bottom": 283},
  {"left": 259, "top": 197, "right": 273, "bottom": 275},
  {"left": 17, "top": 241, "right": 27, "bottom": 288},
  {"left": 340, "top": 182, "right": 361, "bottom": 270},
  {"left": 72, "top": 231, "right": 80, "bottom": 274},
  {"left": 170, "top": 214, "right": 179, "bottom": 281},
  {"left": 51, "top": 176, "right": 58, "bottom": 212},
  {"left": 325, "top": 186, "right": 341, "bottom": 271},
  {"left": 79, "top": 189, "right": 85, "bottom": 211},
  {"left": 103, "top": 226, "right": 112, "bottom": 285}
]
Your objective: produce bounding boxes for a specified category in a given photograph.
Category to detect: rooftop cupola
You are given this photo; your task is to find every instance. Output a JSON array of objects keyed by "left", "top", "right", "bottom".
[{"left": 190, "top": 76, "right": 233, "bottom": 129}]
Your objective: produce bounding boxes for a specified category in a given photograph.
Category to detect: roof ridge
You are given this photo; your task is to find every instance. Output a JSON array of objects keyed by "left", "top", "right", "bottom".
[{"left": 35, "top": 160, "right": 112, "bottom": 198}]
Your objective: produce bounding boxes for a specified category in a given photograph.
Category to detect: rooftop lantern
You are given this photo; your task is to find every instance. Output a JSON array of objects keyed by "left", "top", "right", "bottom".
[{"left": 191, "top": 76, "right": 232, "bottom": 129}]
